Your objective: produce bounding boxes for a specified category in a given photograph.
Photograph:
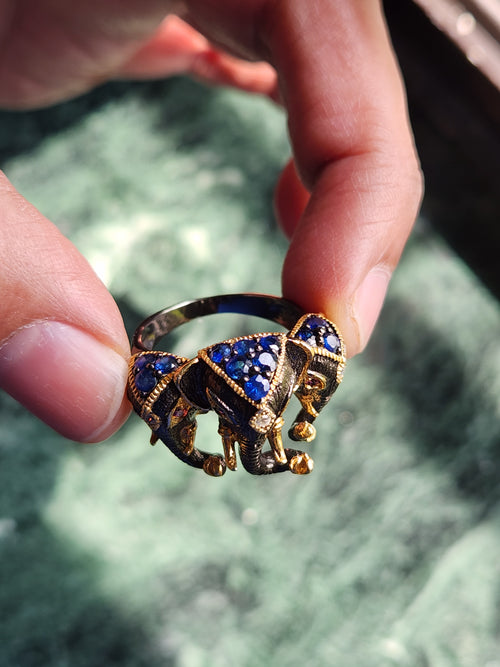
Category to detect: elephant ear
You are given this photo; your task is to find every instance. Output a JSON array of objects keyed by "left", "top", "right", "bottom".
[{"left": 199, "top": 333, "right": 288, "bottom": 406}]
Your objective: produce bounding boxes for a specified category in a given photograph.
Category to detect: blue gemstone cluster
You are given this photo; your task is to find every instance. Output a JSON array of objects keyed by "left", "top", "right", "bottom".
[
  {"left": 208, "top": 335, "right": 281, "bottom": 401},
  {"left": 295, "top": 316, "right": 341, "bottom": 354},
  {"left": 132, "top": 353, "right": 180, "bottom": 394}
]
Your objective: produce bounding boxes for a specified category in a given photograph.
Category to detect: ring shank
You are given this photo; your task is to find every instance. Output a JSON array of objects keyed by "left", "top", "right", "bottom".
[{"left": 132, "top": 294, "right": 305, "bottom": 352}]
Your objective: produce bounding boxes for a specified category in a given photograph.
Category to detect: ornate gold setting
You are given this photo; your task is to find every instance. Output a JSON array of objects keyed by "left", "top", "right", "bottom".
[
  {"left": 127, "top": 295, "right": 347, "bottom": 477},
  {"left": 198, "top": 332, "right": 288, "bottom": 409},
  {"left": 249, "top": 406, "right": 277, "bottom": 434}
]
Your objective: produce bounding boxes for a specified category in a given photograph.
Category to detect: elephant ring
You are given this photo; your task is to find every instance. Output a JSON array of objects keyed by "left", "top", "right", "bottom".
[{"left": 127, "top": 294, "right": 346, "bottom": 477}]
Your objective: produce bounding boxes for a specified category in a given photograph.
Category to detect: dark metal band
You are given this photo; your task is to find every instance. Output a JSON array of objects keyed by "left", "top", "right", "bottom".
[{"left": 132, "top": 293, "right": 305, "bottom": 353}]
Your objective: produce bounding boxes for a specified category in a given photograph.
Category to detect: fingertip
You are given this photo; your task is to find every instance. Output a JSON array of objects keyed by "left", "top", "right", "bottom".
[
  {"left": 82, "top": 392, "right": 132, "bottom": 444},
  {"left": 282, "top": 232, "right": 392, "bottom": 359},
  {"left": 0, "top": 321, "right": 131, "bottom": 442},
  {"left": 0, "top": 173, "right": 133, "bottom": 442},
  {"left": 281, "top": 149, "right": 420, "bottom": 358}
]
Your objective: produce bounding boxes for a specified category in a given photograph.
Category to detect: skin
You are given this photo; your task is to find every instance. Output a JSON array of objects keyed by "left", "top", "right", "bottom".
[{"left": 0, "top": 0, "right": 423, "bottom": 442}]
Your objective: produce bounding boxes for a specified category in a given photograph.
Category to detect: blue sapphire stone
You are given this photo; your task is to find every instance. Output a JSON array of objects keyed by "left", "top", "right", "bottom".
[
  {"left": 244, "top": 374, "right": 270, "bottom": 401},
  {"left": 135, "top": 367, "right": 157, "bottom": 393},
  {"left": 225, "top": 357, "right": 246, "bottom": 380},
  {"left": 260, "top": 335, "right": 280, "bottom": 353},
  {"left": 134, "top": 354, "right": 155, "bottom": 371},
  {"left": 324, "top": 333, "right": 341, "bottom": 353},
  {"left": 209, "top": 343, "right": 231, "bottom": 363},
  {"left": 297, "top": 329, "right": 316, "bottom": 343},
  {"left": 154, "top": 355, "right": 179, "bottom": 375},
  {"left": 256, "top": 351, "right": 277, "bottom": 372},
  {"left": 233, "top": 339, "right": 253, "bottom": 357},
  {"left": 307, "top": 316, "right": 328, "bottom": 330}
]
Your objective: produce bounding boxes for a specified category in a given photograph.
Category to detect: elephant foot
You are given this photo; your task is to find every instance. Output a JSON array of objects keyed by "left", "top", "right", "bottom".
[
  {"left": 289, "top": 421, "right": 316, "bottom": 442},
  {"left": 203, "top": 454, "right": 227, "bottom": 477},
  {"left": 289, "top": 452, "right": 314, "bottom": 475}
]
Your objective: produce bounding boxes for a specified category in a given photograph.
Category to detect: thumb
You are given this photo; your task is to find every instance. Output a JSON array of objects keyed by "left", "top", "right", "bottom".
[{"left": 0, "top": 173, "right": 131, "bottom": 442}]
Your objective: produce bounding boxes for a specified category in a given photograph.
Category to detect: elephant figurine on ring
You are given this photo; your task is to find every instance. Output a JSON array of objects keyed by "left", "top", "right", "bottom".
[{"left": 127, "top": 313, "right": 345, "bottom": 476}]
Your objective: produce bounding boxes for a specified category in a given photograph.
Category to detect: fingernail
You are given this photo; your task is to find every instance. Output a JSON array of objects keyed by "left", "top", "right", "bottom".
[
  {"left": 0, "top": 320, "right": 130, "bottom": 442},
  {"left": 353, "top": 267, "right": 391, "bottom": 352}
]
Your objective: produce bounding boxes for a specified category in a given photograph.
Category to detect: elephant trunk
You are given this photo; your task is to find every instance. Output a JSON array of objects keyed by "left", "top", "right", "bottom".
[{"left": 238, "top": 436, "right": 290, "bottom": 475}]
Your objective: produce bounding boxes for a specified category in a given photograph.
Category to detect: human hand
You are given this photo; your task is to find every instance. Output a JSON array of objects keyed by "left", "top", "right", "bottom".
[{"left": 0, "top": 1, "right": 422, "bottom": 443}]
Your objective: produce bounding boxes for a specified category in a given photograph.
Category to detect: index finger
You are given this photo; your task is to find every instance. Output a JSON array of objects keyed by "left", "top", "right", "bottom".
[{"left": 182, "top": 0, "right": 423, "bottom": 355}]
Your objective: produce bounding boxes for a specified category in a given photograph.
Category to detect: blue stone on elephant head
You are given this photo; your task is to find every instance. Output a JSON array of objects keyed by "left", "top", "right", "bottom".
[
  {"left": 260, "top": 335, "right": 280, "bottom": 354},
  {"left": 135, "top": 367, "right": 157, "bottom": 393},
  {"left": 209, "top": 343, "right": 231, "bottom": 364},
  {"left": 233, "top": 339, "right": 254, "bottom": 357},
  {"left": 244, "top": 374, "right": 270, "bottom": 401},
  {"left": 295, "top": 315, "right": 342, "bottom": 351},
  {"left": 307, "top": 316, "right": 328, "bottom": 331},
  {"left": 154, "top": 355, "right": 179, "bottom": 376},
  {"left": 256, "top": 351, "right": 277, "bottom": 373},
  {"left": 297, "top": 329, "right": 316, "bottom": 344},
  {"left": 225, "top": 357, "right": 246, "bottom": 381},
  {"left": 323, "top": 333, "right": 341, "bottom": 354},
  {"left": 134, "top": 354, "right": 155, "bottom": 372}
]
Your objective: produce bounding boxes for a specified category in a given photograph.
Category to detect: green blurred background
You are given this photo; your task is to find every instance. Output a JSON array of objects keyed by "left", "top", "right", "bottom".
[{"left": 1, "top": 74, "right": 499, "bottom": 667}]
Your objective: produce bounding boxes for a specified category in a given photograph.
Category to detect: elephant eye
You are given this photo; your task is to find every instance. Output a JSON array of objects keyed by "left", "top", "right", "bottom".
[{"left": 304, "top": 371, "right": 327, "bottom": 391}]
